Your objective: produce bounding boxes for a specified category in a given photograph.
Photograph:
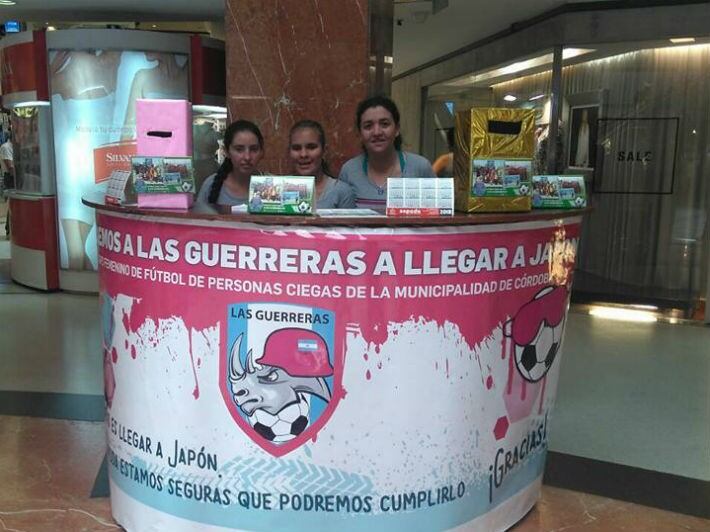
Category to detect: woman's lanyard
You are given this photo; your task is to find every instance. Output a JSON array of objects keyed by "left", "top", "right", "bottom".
[{"left": 362, "top": 151, "right": 406, "bottom": 194}]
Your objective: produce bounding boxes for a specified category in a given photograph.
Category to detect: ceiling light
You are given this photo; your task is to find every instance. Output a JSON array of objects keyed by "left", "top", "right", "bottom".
[
  {"left": 12, "top": 101, "right": 51, "bottom": 108},
  {"left": 588, "top": 306, "right": 657, "bottom": 323},
  {"left": 630, "top": 304, "right": 658, "bottom": 311},
  {"left": 529, "top": 94, "right": 545, "bottom": 101},
  {"left": 152, "top": 24, "right": 157, "bottom": 28},
  {"left": 47, "top": 26, "right": 56, "bottom": 31},
  {"left": 503, "top": 94, "right": 517, "bottom": 102},
  {"left": 444, "top": 48, "right": 597, "bottom": 89},
  {"left": 670, "top": 37, "right": 695, "bottom": 44},
  {"left": 562, "top": 48, "right": 595, "bottom": 59},
  {"left": 192, "top": 104, "right": 227, "bottom": 113},
  {"left": 0, "top": 1, "right": 18, "bottom": 5}
]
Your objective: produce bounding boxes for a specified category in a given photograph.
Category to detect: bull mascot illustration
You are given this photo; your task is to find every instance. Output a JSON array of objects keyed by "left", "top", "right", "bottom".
[
  {"left": 229, "top": 328, "right": 333, "bottom": 444},
  {"left": 504, "top": 286, "right": 568, "bottom": 383}
]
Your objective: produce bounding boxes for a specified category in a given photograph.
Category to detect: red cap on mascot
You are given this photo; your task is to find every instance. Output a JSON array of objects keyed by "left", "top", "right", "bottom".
[{"left": 258, "top": 328, "right": 333, "bottom": 378}]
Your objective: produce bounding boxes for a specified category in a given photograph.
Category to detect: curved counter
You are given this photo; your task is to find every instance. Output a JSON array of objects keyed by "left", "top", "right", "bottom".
[{"left": 86, "top": 198, "right": 584, "bottom": 532}]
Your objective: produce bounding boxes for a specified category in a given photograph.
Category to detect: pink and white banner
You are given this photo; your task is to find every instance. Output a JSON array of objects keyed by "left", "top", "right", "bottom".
[{"left": 97, "top": 211, "right": 580, "bottom": 532}]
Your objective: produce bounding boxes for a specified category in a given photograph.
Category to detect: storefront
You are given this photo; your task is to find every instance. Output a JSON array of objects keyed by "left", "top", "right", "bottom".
[
  {"left": 423, "top": 39, "right": 710, "bottom": 320},
  {"left": 0, "top": 29, "right": 225, "bottom": 292}
]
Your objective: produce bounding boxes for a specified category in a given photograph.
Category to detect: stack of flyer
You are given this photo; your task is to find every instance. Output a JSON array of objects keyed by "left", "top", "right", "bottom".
[{"left": 386, "top": 177, "right": 454, "bottom": 217}]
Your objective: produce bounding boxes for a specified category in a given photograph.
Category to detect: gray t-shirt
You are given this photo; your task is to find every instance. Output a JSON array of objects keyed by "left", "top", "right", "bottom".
[
  {"left": 195, "top": 173, "right": 247, "bottom": 206},
  {"left": 317, "top": 178, "right": 357, "bottom": 209},
  {"left": 339, "top": 151, "right": 435, "bottom": 209},
  {"left": 196, "top": 173, "right": 356, "bottom": 210}
]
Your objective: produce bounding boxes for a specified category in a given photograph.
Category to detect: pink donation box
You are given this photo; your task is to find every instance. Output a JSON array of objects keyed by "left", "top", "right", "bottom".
[
  {"left": 137, "top": 193, "right": 193, "bottom": 209},
  {"left": 136, "top": 99, "right": 192, "bottom": 157}
]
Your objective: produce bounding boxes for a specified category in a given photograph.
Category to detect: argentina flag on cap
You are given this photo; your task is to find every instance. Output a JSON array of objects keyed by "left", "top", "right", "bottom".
[{"left": 298, "top": 339, "right": 319, "bottom": 351}]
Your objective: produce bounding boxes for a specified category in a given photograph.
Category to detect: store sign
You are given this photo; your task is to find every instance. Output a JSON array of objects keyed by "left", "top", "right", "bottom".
[
  {"left": 98, "top": 213, "right": 580, "bottom": 531},
  {"left": 594, "top": 118, "right": 678, "bottom": 194}
]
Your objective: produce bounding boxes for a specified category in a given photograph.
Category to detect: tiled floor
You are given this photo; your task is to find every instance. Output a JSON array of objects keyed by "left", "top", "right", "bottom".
[
  {"left": 549, "top": 313, "right": 710, "bottom": 481},
  {"left": 0, "top": 416, "right": 117, "bottom": 532},
  {"left": 0, "top": 416, "right": 708, "bottom": 532},
  {"left": 0, "top": 293, "right": 102, "bottom": 395}
]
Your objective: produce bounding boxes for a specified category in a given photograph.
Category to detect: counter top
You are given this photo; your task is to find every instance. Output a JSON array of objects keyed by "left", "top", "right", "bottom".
[{"left": 83, "top": 196, "right": 589, "bottom": 227}]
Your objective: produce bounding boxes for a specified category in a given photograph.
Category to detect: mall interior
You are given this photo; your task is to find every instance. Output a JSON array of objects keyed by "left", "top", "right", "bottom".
[{"left": 0, "top": 1, "right": 709, "bottom": 531}]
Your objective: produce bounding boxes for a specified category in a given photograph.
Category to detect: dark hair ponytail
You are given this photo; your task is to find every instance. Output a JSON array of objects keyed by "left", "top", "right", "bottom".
[
  {"left": 289, "top": 119, "right": 334, "bottom": 177},
  {"left": 355, "top": 95, "right": 403, "bottom": 151},
  {"left": 208, "top": 159, "right": 232, "bottom": 204},
  {"left": 208, "top": 120, "right": 264, "bottom": 204}
]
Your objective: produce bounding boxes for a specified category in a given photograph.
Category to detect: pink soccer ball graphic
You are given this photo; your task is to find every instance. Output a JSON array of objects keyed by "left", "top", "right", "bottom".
[{"left": 505, "top": 286, "right": 568, "bottom": 383}]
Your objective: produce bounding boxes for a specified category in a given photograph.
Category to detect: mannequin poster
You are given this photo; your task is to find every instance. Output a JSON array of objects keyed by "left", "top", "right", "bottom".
[{"left": 49, "top": 49, "right": 188, "bottom": 271}]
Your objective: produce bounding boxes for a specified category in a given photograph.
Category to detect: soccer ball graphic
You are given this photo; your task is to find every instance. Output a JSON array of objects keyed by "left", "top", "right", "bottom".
[
  {"left": 297, "top": 201, "right": 311, "bottom": 213},
  {"left": 514, "top": 319, "right": 563, "bottom": 382},
  {"left": 180, "top": 181, "right": 193, "bottom": 192},
  {"left": 505, "top": 286, "right": 568, "bottom": 383},
  {"left": 574, "top": 196, "right": 586, "bottom": 207},
  {"left": 247, "top": 394, "right": 310, "bottom": 443},
  {"left": 519, "top": 184, "right": 530, "bottom": 195}
]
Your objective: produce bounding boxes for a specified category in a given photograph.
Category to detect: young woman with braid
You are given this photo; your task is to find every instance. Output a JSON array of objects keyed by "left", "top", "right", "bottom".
[
  {"left": 287, "top": 120, "right": 356, "bottom": 209},
  {"left": 196, "top": 120, "right": 264, "bottom": 206}
]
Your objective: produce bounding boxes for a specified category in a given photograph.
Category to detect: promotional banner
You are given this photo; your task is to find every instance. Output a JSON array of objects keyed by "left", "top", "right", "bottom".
[
  {"left": 97, "top": 213, "right": 580, "bottom": 531},
  {"left": 50, "top": 49, "right": 188, "bottom": 271}
]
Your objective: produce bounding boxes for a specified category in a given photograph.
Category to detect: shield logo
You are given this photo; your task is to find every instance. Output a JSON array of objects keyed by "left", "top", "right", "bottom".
[{"left": 220, "top": 302, "right": 343, "bottom": 457}]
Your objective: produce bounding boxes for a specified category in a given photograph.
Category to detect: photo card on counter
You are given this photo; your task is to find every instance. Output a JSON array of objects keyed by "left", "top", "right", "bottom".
[
  {"left": 471, "top": 159, "right": 532, "bottom": 198},
  {"left": 131, "top": 156, "right": 195, "bottom": 194},
  {"left": 532, "top": 175, "right": 587, "bottom": 208},
  {"left": 248, "top": 175, "right": 315, "bottom": 215}
]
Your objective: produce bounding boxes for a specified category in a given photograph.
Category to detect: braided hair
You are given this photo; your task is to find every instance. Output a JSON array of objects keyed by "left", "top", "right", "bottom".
[
  {"left": 208, "top": 120, "right": 264, "bottom": 204},
  {"left": 289, "top": 119, "right": 333, "bottom": 178}
]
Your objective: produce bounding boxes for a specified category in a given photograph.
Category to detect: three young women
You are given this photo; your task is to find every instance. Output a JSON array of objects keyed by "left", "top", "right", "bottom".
[{"left": 198, "top": 96, "right": 434, "bottom": 209}]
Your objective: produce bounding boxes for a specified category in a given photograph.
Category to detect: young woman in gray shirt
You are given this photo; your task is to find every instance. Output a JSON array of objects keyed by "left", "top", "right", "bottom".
[
  {"left": 339, "top": 95, "right": 434, "bottom": 209},
  {"left": 288, "top": 120, "right": 356, "bottom": 209},
  {"left": 196, "top": 120, "right": 265, "bottom": 206}
]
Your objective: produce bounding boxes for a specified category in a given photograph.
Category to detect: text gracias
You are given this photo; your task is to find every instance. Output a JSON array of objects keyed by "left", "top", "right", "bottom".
[{"left": 98, "top": 228, "right": 572, "bottom": 276}]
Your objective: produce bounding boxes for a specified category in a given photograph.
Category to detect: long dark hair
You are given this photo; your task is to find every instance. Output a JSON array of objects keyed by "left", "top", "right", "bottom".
[
  {"left": 289, "top": 119, "right": 333, "bottom": 178},
  {"left": 208, "top": 120, "right": 264, "bottom": 204},
  {"left": 355, "top": 95, "right": 402, "bottom": 151}
]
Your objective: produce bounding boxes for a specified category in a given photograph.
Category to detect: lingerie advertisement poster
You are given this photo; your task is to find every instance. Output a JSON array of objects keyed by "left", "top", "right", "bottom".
[{"left": 49, "top": 49, "right": 188, "bottom": 271}]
